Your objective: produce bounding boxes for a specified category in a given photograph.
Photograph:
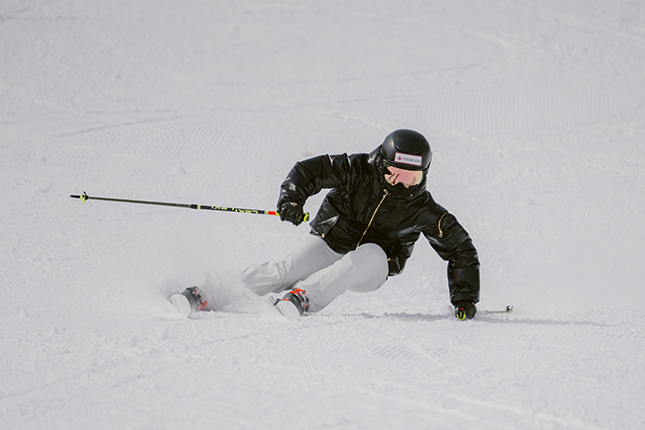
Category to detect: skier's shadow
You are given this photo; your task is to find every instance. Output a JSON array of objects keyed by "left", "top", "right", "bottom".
[
  {"left": 355, "top": 312, "right": 447, "bottom": 322},
  {"left": 355, "top": 312, "right": 613, "bottom": 327}
]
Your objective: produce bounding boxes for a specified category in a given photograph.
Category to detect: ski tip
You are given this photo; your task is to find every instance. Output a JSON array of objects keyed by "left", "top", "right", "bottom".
[
  {"left": 169, "top": 293, "right": 192, "bottom": 318},
  {"left": 483, "top": 305, "right": 514, "bottom": 315}
]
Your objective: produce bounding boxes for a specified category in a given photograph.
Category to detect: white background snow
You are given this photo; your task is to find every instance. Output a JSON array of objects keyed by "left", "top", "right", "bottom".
[{"left": 2, "top": 0, "right": 645, "bottom": 428}]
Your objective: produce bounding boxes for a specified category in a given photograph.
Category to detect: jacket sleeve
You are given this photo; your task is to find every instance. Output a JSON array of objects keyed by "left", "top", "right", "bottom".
[
  {"left": 424, "top": 212, "right": 480, "bottom": 305},
  {"left": 277, "top": 154, "right": 352, "bottom": 209}
]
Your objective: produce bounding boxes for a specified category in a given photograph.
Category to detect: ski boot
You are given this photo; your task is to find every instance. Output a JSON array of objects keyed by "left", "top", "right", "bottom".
[
  {"left": 275, "top": 288, "right": 309, "bottom": 321},
  {"left": 169, "top": 286, "right": 208, "bottom": 317}
]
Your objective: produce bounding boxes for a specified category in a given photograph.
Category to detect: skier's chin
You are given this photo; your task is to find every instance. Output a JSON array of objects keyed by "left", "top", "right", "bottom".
[{"left": 384, "top": 182, "right": 419, "bottom": 197}]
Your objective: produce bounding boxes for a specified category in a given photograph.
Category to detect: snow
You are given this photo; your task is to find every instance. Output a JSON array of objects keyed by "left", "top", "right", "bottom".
[{"left": 1, "top": 0, "right": 645, "bottom": 428}]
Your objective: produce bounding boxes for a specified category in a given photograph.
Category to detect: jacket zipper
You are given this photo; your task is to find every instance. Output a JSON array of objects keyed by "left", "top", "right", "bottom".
[
  {"left": 356, "top": 191, "right": 389, "bottom": 249},
  {"left": 438, "top": 212, "right": 448, "bottom": 238}
]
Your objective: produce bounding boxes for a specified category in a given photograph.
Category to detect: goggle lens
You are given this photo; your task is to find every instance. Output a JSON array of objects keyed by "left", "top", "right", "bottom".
[{"left": 384, "top": 164, "right": 423, "bottom": 187}]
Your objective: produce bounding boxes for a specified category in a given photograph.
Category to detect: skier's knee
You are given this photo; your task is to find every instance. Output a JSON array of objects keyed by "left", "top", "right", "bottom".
[{"left": 355, "top": 243, "right": 388, "bottom": 272}]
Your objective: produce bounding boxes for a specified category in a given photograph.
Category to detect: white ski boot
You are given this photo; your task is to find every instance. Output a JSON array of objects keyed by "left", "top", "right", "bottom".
[
  {"left": 169, "top": 286, "right": 208, "bottom": 317},
  {"left": 275, "top": 288, "right": 309, "bottom": 321}
]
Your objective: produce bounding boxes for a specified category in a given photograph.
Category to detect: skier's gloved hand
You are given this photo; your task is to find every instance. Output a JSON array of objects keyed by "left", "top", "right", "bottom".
[
  {"left": 454, "top": 301, "right": 477, "bottom": 320},
  {"left": 279, "top": 202, "right": 305, "bottom": 226}
]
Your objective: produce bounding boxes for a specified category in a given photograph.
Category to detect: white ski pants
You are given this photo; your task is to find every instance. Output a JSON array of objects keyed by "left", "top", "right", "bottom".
[{"left": 241, "top": 235, "right": 389, "bottom": 313}]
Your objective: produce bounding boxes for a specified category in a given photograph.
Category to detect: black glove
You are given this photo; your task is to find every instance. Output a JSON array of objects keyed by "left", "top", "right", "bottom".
[
  {"left": 454, "top": 301, "right": 477, "bottom": 320},
  {"left": 279, "top": 202, "right": 305, "bottom": 226}
]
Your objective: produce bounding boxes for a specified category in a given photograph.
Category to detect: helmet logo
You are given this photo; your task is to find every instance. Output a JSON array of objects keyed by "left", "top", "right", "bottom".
[{"left": 394, "top": 152, "right": 423, "bottom": 167}]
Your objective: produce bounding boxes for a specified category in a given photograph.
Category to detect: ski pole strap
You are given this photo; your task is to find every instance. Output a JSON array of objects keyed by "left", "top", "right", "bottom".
[{"left": 70, "top": 191, "right": 310, "bottom": 221}]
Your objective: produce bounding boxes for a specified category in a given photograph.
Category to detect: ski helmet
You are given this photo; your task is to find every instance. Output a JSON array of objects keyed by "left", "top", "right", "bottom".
[
  {"left": 378, "top": 130, "right": 432, "bottom": 197},
  {"left": 379, "top": 129, "right": 432, "bottom": 171}
]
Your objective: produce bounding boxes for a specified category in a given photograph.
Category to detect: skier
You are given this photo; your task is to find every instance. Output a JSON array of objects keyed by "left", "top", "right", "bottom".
[
  {"left": 176, "top": 130, "right": 479, "bottom": 319},
  {"left": 238, "top": 129, "right": 480, "bottom": 320}
]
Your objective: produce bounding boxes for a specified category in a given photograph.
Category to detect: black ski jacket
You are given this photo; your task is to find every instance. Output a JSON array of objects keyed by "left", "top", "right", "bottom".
[{"left": 277, "top": 148, "right": 480, "bottom": 305}]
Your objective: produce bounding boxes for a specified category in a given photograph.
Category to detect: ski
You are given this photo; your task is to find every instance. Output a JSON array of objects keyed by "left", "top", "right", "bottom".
[{"left": 483, "top": 305, "right": 513, "bottom": 315}]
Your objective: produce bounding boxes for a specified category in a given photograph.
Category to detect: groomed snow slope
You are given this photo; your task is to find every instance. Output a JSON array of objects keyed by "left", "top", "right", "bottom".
[{"left": 1, "top": 0, "right": 645, "bottom": 429}]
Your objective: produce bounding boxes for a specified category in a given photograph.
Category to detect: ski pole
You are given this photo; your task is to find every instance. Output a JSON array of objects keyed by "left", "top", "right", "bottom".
[
  {"left": 70, "top": 191, "right": 310, "bottom": 222},
  {"left": 483, "top": 305, "right": 513, "bottom": 315}
]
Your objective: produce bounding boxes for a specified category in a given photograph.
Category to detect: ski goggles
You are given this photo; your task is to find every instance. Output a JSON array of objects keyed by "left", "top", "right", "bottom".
[{"left": 383, "top": 163, "right": 424, "bottom": 187}]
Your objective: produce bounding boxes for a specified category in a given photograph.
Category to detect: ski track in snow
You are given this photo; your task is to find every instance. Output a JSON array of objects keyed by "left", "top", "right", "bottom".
[{"left": 2, "top": 0, "right": 645, "bottom": 429}]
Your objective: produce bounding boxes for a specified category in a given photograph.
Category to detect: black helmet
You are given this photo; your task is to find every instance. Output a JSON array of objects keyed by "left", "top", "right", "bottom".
[{"left": 380, "top": 129, "right": 432, "bottom": 171}]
